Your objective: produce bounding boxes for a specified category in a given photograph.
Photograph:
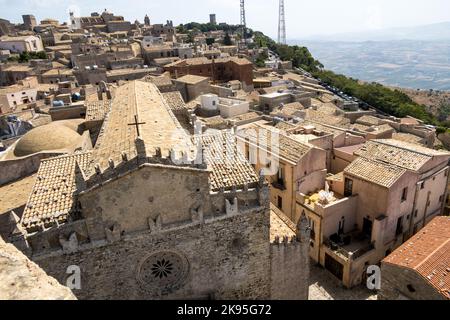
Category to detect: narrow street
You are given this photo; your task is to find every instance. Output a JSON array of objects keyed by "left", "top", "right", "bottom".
[{"left": 309, "top": 263, "right": 378, "bottom": 300}]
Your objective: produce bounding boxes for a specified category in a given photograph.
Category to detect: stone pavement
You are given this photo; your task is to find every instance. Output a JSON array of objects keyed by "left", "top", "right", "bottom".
[{"left": 309, "top": 262, "right": 378, "bottom": 300}]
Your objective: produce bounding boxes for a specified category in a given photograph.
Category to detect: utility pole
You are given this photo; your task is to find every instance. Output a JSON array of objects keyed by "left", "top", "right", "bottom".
[
  {"left": 278, "top": 0, "right": 286, "bottom": 45},
  {"left": 240, "top": 0, "right": 247, "bottom": 44}
]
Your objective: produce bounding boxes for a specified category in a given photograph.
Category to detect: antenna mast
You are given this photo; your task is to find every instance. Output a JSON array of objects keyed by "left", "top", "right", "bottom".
[
  {"left": 278, "top": 0, "right": 286, "bottom": 44},
  {"left": 240, "top": 0, "right": 247, "bottom": 43}
]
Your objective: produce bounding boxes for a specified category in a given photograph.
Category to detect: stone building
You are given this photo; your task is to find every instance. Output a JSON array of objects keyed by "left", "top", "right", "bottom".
[
  {"left": 210, "top": 14, "right": 217, "bottom": 25},
  {"left": 237, "top": 124, "right": 327, "bottom": 223},
  {"left": 0, "top": 18, "right": 15, "bottom": 36},
  {"left": 22, "top": 15, "right": 38, "bottom": 31},
  {"left": 0, "top": 64, "right": 34, "bottom": 86},
  {"left": 9, "top": 80, "right": 310, "bottom": 300},
  {"left": 173, "top": 75, "right": 210, "bottom": 102},
  {"left": 143, "top": 45, "right": 193, "bottom": 65},
  {"left": 0, "top": 35, "right": 44, "bottom": 53},
  {"left": 164, "top": 57, "right": 254, "bottom": 90},
  {"left": 380, "top": 216, "right": 449, "bottom": 300},
  {"left": 298, "top": 139, "right": 450, "bottom": 288},
  {"left": 0, "top": 77, "right": 39, "bottom": 114},
  {"left": 0, "top": 119, "right": 92, "bottom": 186}
]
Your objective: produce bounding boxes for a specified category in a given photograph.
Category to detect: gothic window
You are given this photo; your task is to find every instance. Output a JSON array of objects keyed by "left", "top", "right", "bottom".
[
  {"left": 151, "top": 259, "right": 173, "bottom": 278},
  {"left": 137, "top": 250, "right": 189, "bottom": 295}
]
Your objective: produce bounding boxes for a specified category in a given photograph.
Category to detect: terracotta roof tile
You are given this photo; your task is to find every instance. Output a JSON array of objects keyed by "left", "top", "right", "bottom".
[
  {"left": 85, "top": 100, "right": 111, "bottom": 121},
  {"left": 195, "top": 132, "right": 259, "bottom": 192},
  {"left": 21, "top": 152, "right": 91, "bottom": 231},
  {"left": 345, "top": 157, "right": 406, "bottom": 188},
  {"left": 383, "top": 216, "right": 450, "bottom": 299}
]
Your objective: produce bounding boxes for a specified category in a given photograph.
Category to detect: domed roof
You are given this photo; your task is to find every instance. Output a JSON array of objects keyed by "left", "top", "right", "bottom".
[{"left": 14, "top": 123, "right": 81, "bottom": 158}]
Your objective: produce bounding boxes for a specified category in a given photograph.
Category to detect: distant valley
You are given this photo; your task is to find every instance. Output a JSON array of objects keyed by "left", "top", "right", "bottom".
[{"left": 295, "top": 40, "right": 450, "bottom": 91}]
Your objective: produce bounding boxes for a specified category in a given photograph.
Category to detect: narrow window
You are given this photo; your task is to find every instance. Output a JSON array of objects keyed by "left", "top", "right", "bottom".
[
  {"left": 344, "top": 178, "right": 353, "bottom": 197},
  {"left": 407, "top": 285, "right": 416, "bottom": 293},
  {"left": 278, "top": 166, "right": 285, "bottom": 186},
  {"left": 277, "top": 196, "right": 283, "bottom": 210},
  {"left": 401, "top": 187, "right": 408, "bottom": 202}
]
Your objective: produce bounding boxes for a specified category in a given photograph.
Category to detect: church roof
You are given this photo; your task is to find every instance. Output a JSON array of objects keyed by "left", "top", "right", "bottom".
[
  {"left": 21, "top": 152, "right": 91, "bottom": 232},
  {"left": 10, "top": 122, "right": 82, "bottom": 158},
  {"left": 85, "top": 80, "right": 190, "bottom": 177}
]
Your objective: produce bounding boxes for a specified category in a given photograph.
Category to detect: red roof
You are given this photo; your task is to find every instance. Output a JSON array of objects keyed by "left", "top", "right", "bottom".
[{"left": 383, "top": 216, "right": 450, "bottom": 299}]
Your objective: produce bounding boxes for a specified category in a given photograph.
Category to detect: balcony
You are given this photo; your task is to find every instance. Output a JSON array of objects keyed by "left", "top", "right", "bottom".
[
  {"left": 324, "top": 231, "right": 375, "bottom": 261},
  {"left": 271, "top": 179, "right": 286, "bottom": 191}
]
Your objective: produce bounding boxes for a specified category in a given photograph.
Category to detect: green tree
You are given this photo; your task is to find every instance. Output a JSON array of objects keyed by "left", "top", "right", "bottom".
[
  {"left": 186, "top": 32, "right": 195, "bottom": 43},
  {"left": 223, "top": 32, "right": 232, "bottom": 46}
]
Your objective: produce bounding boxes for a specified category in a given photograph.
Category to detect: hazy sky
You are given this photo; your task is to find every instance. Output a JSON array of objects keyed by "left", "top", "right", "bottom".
[{"left": 1, "top": 0, "right": 450, "bottom": 39}]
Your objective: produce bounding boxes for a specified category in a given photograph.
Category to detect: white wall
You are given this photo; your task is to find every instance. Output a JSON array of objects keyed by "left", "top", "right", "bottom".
[
  {"left": 219, "top": 99, "right": 249, "bottom": 118},
  {"left": 200, "top": 94, "right": 219, "bottom": 111},
  {"left": 0, "top": 36, "right": 43, "bottom": 53}
]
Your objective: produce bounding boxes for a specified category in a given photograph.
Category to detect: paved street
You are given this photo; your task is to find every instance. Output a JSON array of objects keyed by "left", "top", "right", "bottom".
[{"left": 309, "top": 263, "right": 378, "bottom": 300}]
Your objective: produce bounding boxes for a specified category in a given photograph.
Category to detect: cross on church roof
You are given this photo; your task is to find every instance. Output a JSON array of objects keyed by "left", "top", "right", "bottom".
[{"left": 128, "top": 115, "right": 146, "bottom": 137}]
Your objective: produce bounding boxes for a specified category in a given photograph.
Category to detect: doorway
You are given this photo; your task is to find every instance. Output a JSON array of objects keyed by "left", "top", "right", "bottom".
[
  {"left": 325, "top": 253, "right": 344, "bottom": 281},
  {"left": 363, "top": 218, "right": 373, "bottom": 239}
]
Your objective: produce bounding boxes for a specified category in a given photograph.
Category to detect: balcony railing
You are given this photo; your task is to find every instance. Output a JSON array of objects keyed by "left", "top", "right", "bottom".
[{"left": 324, "top": 236, "right": 375, "bottom": 261}]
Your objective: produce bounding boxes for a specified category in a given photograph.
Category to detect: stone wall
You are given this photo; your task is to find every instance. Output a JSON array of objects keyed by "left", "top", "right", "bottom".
[
  {"left": 0, "top": 152, "right": 62, "bottom": 186},
  {"left": 270, "top": 240, "right": 309, "bottom": 300},
  {"left": 32, "top": 207, "right": 271, "bottom": 300},
  {"left": 380, "top": 263, "right": 446, "bottom": 300},
  {"left": 0, "top": 237, "right": 76, "bottom": 300}
]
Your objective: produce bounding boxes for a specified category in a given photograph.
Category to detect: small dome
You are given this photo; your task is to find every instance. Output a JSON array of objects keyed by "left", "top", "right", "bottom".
[{"left": 14, "top": 124, "right": 81, "bottom": 158}]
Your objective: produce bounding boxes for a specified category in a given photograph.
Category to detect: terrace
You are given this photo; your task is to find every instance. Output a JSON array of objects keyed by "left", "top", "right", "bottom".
[{"left": 324, "top": 231, "right": 375, "bottom": 262}]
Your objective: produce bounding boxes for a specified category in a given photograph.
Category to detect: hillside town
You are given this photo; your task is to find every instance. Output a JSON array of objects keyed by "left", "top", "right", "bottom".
[{"left": 0, "top": 7, "right": 449, "bottom": 301}]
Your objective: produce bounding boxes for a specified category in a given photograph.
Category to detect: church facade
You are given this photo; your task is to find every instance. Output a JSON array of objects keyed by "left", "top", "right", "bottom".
[{"left": 11, "top": 80, "right": 310, "bottom": 300}]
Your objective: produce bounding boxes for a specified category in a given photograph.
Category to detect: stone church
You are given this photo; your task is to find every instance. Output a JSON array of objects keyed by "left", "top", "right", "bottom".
[{"left": 9, "top": 80, "right": 310, "bottom": 300}]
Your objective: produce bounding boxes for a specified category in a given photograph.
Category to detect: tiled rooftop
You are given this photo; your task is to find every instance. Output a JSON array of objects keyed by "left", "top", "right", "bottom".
[
  {"left": 231, "top": 112, "right": 261, "bottom": 122},
  {"left": 345, "top": 157, "right": 406, "bottom": 188},
  {"left": 85, "top": 100, "right": 111, "bottom": 122},
  {"left": 143, "top": 75, "right": 174, "bottom": 89},
  {"left": 85, "top": 80, "right": 190, "bottom": 176},
  {"left": 166, "top": 56, "right": 252, "bottom": 68},
  {"left": 392, "top": 133, "right": 425, "bottom": 146},
  {"left": 239, "top": 125, "right": 312, "bottom": 164},
  {"left": 356, "top": 115, "right": 384, "bottom": 126},
  {"left": 270, "top": 204, "right": 296, "bottom": 243},
  {"left": 21, "top": 152, "right": 91, "bottom": 231},
  {"left": 195, "top": 132, "right": 259, "bottom": 192},
  {"left": 355, "top": 139, "right": 449, "bottom": 172},
  {"left": 270, "top": 102, "right": 305, "bottom": 117},
  {"left": 383, "top": 216, "right": 450, "bottom": 299},
  {"left": 175, "top": 74, "right": 209, "bottom": 85},
  {"left": 161, "top": 91, "right": 186, "bottom": 112}
]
